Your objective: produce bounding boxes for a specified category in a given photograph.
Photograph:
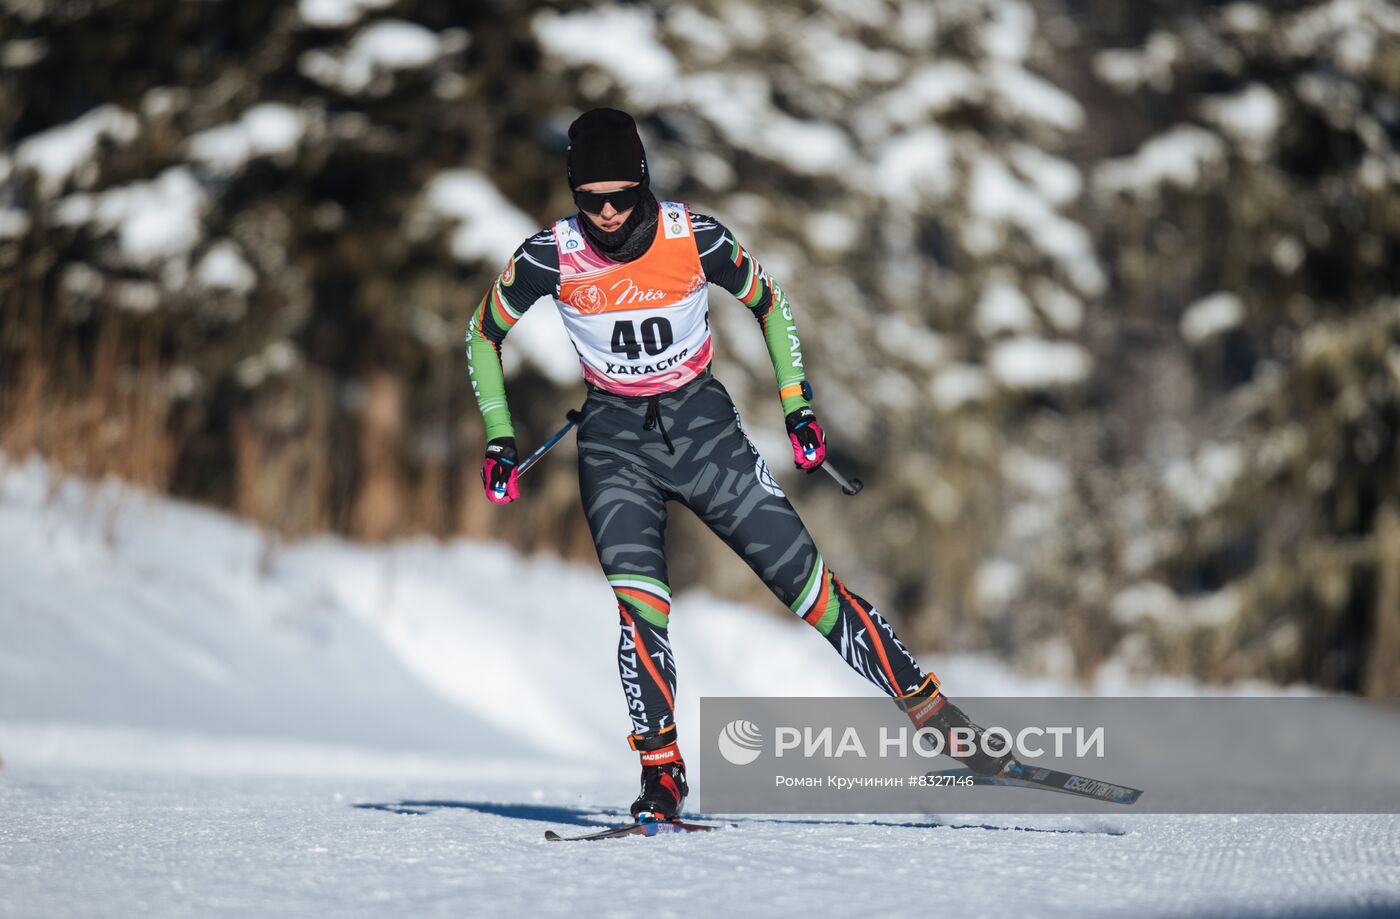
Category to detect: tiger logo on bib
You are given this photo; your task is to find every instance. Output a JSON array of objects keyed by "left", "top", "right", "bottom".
[{"left": 572, "top": 284, "right": 607, "bottom": 314}]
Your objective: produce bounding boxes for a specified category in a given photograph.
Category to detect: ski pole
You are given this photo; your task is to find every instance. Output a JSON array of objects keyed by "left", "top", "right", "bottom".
[
  {"left": 819, "top": 460, "right": 863, "bottom": 496},
  {"left": 517, "top": 409, "right": 584, "bottom": 478},
  {"left": 792, "top": 380, "right": 862, "bottom": 496}
]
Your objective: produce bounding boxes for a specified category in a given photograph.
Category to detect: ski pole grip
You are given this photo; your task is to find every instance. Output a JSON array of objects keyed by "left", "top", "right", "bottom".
[{"left": 797, "top": 381, "right": 860, "bottom": 495}]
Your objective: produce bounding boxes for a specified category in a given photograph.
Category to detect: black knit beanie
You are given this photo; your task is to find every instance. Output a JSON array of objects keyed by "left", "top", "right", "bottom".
[{"left": 566, "top": 108, "right": 649, "bottom": 190}]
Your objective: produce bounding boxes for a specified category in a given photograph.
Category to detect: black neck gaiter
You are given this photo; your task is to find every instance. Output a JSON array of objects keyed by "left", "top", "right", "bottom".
[{"left": 580, "top": 188, "right": 659, "bottom": 263}]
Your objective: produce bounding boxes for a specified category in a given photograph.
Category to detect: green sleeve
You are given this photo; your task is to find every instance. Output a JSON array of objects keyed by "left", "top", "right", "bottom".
[
  {"left": 695, "top": 216, "right": 812, "bottom": 415},
  {"left": 752, "top": 271, "right": 811, "bottom": 415},
  {"left": 465, "top": 239, "right": 552, "bottom": 441},
  {"left": 465, "top": 287, "right": 515, "bottom": 441}
]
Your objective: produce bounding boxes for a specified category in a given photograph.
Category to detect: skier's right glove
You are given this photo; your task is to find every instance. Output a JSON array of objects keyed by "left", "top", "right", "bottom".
[{"left": 480, "top": 436, "right": 520, "bottom": 505}]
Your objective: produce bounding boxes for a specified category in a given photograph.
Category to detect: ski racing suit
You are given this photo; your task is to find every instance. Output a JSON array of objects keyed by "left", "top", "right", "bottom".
[{"left": 465, "top": 202, "right": 940, "bottom": 758}]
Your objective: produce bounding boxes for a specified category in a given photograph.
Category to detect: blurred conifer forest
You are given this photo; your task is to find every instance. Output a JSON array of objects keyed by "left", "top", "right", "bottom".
[{"left": 1, "top": 0, "right": 1397, "bottom": 691}]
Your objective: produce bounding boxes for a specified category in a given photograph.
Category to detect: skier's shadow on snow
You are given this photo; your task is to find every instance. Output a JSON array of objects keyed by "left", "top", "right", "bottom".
[
  {"left": 352, "top": 800, "right": 618, "bottom": 827},
  {"left": 351, "top": 801, "right": 1122, "bottom": 835}
]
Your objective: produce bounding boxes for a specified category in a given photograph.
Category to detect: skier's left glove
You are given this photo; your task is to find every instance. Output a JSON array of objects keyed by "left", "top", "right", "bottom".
[
  {"left": 785, "top": 407, "right": 826, "bottom": 471},
  {"left": 481, "top": 436, "right": 520, "bottom": 505}
]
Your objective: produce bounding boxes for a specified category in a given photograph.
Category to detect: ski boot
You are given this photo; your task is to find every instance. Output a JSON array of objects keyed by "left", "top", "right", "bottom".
[
  {"left": 628, "top": 729, "right": 689, "bottom": 823},
  {"left": 897, "top": 675, "right": 1014, "bottom": 776}
]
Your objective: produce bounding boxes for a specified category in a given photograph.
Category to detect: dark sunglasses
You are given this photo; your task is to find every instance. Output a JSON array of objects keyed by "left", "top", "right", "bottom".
[{"left": 572, "top": 184, "right": 644, "bottom": 215}]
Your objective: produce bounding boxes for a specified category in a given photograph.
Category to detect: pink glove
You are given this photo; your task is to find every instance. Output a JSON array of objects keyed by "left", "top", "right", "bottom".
[
  {"left": 481, "top": 437, "right": 520, "bottom": 505},
  {"left": 785, "top": 408, "right": 826, "bottom": 471}
]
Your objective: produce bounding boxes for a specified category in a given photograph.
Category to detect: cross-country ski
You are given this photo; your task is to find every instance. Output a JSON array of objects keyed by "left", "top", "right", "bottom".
[
  {"left": 544, "top": 819, "right": 721, "bottom": 842},
  {"left": 929, "top": 763, "right": 1145, "bottom": 806}
]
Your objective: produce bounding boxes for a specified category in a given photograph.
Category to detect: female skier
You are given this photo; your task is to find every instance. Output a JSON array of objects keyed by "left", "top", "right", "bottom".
[{"left": 465, "top": 108, "right": 1007, "bottom": 822}]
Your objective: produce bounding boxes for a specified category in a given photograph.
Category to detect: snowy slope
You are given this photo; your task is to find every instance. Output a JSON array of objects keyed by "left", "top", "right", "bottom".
[
  {"left": 2, "top": 459, "right": 1398, "bottom": 918},
  {"left": 0, "top": 456, "right": 923, "bottom": 765},
  {"left": 0, "top": 454, "right": 1075, "bottom": 769}
]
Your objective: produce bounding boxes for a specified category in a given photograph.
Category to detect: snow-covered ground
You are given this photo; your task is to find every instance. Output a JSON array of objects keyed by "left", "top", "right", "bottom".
[{"left": 2, "top": 458, "right": 1398, "bottom": 918}]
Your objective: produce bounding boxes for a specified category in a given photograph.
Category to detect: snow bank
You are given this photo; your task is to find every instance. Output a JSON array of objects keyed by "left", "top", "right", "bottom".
[
  {"left": 0, "top": 457, "right": 1055, "bottom": 772},
  {"left": 0, "top": 456, "right": 524, "bottom": 759},
  {"left": 0, "top": 452, "right": 1322, "bottom": 796}
]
